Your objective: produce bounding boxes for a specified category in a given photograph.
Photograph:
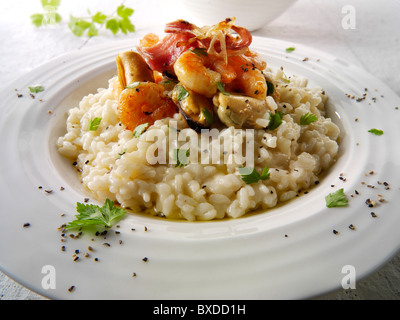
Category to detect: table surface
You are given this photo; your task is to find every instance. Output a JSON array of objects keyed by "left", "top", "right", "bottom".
[{"left": 1, "top": 0, "right": 399, "bottom": 300}]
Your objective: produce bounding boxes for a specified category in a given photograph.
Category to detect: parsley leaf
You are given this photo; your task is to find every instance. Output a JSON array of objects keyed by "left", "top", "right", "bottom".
[
  {"left": 281, "top": 72, "right": 291, "bottom": 83},
  {"left": 91, "top": 12, "right": 107, "bottom": 24},
  {"left": 117, "top": 149, "right": 127, "bottom": 159},
  {"left": 105, "top": 18, "right": 120, "bottom": 35},
  {"left": 300, "top": 112, "right": 318, "bottom": 125},
  {"left": 267, "top": 112, "right": 284, "bottom": 130},
  {"left": 31, "top": 0, "right": 62, "bottom": 27},
  {"left": 32, "top": 2, "right": 136, "bottom": 37},
  {"left": 133, "top": 123, "right": 149, "bottom": 137},
  {"left": 88, "top": 117, "right": 102, "bottom": 131},
  {"left": 68, "top": 15, "right": 92, "bottom": 37},
  {"left": 67, "top": 4, "right": 135, "bottom": 37},
  {"left": 217, "top": 82, "right": 230, "bottom": 95},
  {"left": 190, "top": 48, "right": 208, "bottom": 56},
  {"left": 117, "top": 4, "right": 134, "bottom": 18},
  {"left": 42, "top": 0, "right": 61, "bottom": 7},
  {"left": 239, "top": 165, "right": 270, "bottom": 184},
  {"left": 28, "top": 85, "right": 45, "bottom": 93},
  {"left": 65, "top": 198, "right": 126, "bottom": 229},
  {"left": 31, "top": 14, "right": 45, "bottom": 27},
  {"left": 266, "top": 81, "right": 275, "bottom": 96},
  {"left": 325, "top": 188, "right": 348, "bottom": 208},
  {"left": 173, "top": 148, "right": 190, "bottom": 167},
  {"left": 368, "top": 128, "right": 384, "bottom": 136},
  {"left": 125, "top": 82, "right": 141, "bottom": 89},
  {"left": 201, "top": 108, "right": 214, "bottom": 125},
  {"left": 286, "top": 47, "right": 296, "bottom": 53},
  {"left": 176, "top": 85, "right": 189, "bottom": 101}
]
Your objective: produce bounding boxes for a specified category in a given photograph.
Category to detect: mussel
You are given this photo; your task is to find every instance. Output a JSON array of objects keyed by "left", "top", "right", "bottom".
[
  {"left": 212, "top": 92, "right": 276, "bottom": 129},
  {"left": 116, "top": 51, "right": 154, "bottom": 87},
  {"left": 172, "top": 83, "right": 215, "bottom": 132}
]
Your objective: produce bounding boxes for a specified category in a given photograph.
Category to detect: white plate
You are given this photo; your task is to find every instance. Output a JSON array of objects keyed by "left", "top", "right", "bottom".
[{"left": 0, "top": 37, "right": 399, "bottom": 300}]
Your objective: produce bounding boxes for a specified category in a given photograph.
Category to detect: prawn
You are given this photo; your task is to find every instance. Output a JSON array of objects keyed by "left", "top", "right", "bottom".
[
  {"left": 173, "top": 50, "right": 221, "bottom": 98},
  {"left": 223, "top": 55, "right": 267, "bottom": 100},
  {"left": 118, "top": 82, "right": 178, "bottom": 131}
]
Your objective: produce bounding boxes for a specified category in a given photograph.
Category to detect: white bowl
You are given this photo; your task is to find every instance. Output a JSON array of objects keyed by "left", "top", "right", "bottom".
[{"left": 178, "top": 0, "right": 297, "bottom": 31}]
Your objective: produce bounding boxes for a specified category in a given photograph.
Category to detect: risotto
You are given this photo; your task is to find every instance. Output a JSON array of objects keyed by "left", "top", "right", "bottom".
[{"left": 56, "top": 19, "right": 340, "bottom": 221}]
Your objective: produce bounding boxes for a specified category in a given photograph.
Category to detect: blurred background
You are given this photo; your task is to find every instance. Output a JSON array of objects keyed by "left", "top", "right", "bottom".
[{"left": 0, "top": 0, "right": 399, "bottom": 299}]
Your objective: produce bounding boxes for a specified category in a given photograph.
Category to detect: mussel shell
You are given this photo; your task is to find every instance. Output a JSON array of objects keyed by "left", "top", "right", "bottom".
[{"left": 178, "top": 107, "right": 210, "bottom": 133}]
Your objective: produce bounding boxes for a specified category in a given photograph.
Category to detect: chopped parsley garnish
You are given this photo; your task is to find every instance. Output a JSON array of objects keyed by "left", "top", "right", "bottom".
[
  {"left": 117, "top": 149, "right": 127, "bottom": 159},
  {"left": 239, "top": 165, "right": 270, "bottom": 184},
  {"left": 368, "top": 128, "right": 384, "bottom": 136},
  {"left": 217, "top": 82, "right": 230, "bottom": 95},
  {"left": 325, "top": 188, "right": 348, "bottom": 208},
  {"left": 160, "top": 79, "right": 178, "bottom": 86},
  {"left": 28, "top": 85, "right": 45, "bottom": 93},
  {"left": 285, "top": 47, "right": 296, "bottom": 53},
  {"left": 176, "top": 85, "right": 189, "bottom": 101},
  {"left": 300, "top": 113, "right": 318, "bottom": 125},
  {"left": 173, "top": 148, "right": 190, "bottom": 167},
  {"left": 190, "top": 48, "right": 208, "bottom": 56},
  {"left": 201, "top": 108, "right": 213, "bottom": 125},
  {"left": 65, "top": 198, "right": 127, "bottom": 229},
  {"left": 281, "top": 72, "right": 291, "bottom": 83},
  {"left": 125, "top": 82, "right": 141, "bottom": 89},
  {"left": 133, "top": 122, "right": 149, "bottom": 137},
  {"left": 266, "top": 112, "right": 284, "bottom": 130},
  {"left": 88, "top": 117, "right": 102, "bottom": 131},
  {"left": 266, "top": 81, "right": 275, "bottom": 96}
]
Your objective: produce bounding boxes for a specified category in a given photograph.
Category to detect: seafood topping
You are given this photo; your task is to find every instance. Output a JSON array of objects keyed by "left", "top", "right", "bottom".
[
  {"left": 115, "top": 18, "right": 280, "bottom": 132},
  {"left": 116, "top": 51, "right": 154, "bottom": 89},
  {"left": 118, "top": 82, "right": 178, "bottom": 131},
  {"left": 171, "top": 84, "right": 215, "bottom": 132}
]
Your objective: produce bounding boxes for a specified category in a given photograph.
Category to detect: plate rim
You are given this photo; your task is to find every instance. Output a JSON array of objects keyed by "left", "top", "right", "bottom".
[{"left": 1, "top": 36, "right": 400, "bottom": 300}]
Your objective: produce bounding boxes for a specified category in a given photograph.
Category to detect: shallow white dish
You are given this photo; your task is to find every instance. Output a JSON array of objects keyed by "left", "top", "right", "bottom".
[{"left": 0, "top": 37, "right": 399, "bottom": 300}]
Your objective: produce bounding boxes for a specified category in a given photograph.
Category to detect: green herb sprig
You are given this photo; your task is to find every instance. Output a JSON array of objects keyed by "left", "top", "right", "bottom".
[
  {"left": 201, "top": 108, "right": 213, "bottom": 125},
  {"left": 217, "top": 82, "right": 230, "bottom": 95},
  {"left": 368, "top": 128, "right": 384, "bottom": 136},
  {"left": 266, "top": 81, "right": 275, "bottom": 96},
  {"left": 266, "top": 112, "right": 284, "bottom": 130},
  {"left": 68, "top": 4, "right": 135, "bottom": 37},
  {"left": 28, "top": 85, "right": 45, "bottom": 93},
  {"left": 239, "top": 165, "right": 270, "bottom": 184},
  {"left": 300, "top": 113, "right": 318, "bottom": 125},
  {"left": 31, "top": 1, "right": 136, "bottom": 37},
  {"left": 325, "top": 188, "right": 348, "bottom": 208},
  {"left": 65, "top": 198, "right": 126, "bottom": 229},
  {"left": 176, "top": 85, "right": 189, "bottom": 101},
  {"left": 31, "top": 0, "right": 62, "bottom": 27},
  {"left": 173, "top": 148, "right": 190, "bottom": 168},
  {"left": 133, "top": 123, "right": 150, "bottom": 138},
  {"left": 88, "top": 117, "right": 102, "bottom": 131}
]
